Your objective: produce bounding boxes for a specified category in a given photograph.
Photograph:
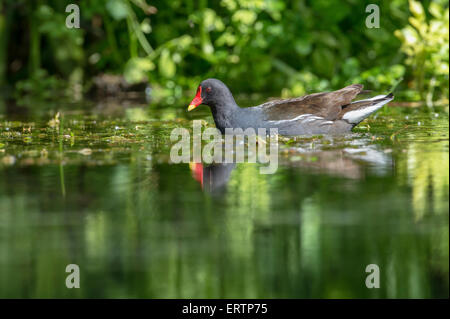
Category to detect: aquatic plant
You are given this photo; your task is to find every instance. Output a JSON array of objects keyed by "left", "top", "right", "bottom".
[{"left": 395, "top": 0, "right": 449, "bottom": 105}]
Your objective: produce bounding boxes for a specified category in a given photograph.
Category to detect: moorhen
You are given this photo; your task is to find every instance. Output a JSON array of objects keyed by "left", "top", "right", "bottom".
[{"left": 187, "top": 78, "right": 394, "bottom": 135}]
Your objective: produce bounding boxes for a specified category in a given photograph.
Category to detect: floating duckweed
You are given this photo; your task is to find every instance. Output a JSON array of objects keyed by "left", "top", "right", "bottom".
[
  {"left": 23, "top": 137, "right": 32, "bottom": 143},
  {"left": 79, "top": 148, "right": 93, "bottom": 156},
  {"left": 1, "top": 155, "right": 16, "bottom": 165}
]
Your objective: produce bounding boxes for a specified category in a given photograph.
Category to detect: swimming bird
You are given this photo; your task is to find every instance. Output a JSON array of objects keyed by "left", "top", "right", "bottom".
[{"left": 187, "top": 78, "right": 393, "bottom": 135}]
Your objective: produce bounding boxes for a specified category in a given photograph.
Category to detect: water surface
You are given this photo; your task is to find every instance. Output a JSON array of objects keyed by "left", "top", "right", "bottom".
[{"left": 0, "top": 101, "right": 448, "bottom": 298}]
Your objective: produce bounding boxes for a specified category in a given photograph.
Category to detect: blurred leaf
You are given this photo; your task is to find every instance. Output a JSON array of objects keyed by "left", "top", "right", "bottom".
[
  {"left": 409, "top": 0, "right": 425, "bottom": 19},
  {"left": 106, "top": 0, "right": 129, "bottom": 21},
  {"left": 429, "top": 2, "right": 443, "bottom": 18},
  {"left": 124, "top": 57, "right": 155, "bottom": 84},
  {"left": 294, "top": 38, "right": 312, "bottom": 56},
  {"left": 159, "top": 49, "right": 176, "bottom": 78},
  {"left": 141, "top": 18, "right": 152, "bottom": 34},
  {"left": 232, "top": 10, "right": 257, "bottom": 25}
]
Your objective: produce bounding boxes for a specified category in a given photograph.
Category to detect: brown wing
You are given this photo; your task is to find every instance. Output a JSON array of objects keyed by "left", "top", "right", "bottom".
[{"left": 259, "top": 84, "right": 363, "bottom": 121}]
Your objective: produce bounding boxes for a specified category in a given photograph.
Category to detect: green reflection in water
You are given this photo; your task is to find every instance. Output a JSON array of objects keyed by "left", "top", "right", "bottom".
[{"left": 0, "top": 103, "right": 448, "bottom": 298}]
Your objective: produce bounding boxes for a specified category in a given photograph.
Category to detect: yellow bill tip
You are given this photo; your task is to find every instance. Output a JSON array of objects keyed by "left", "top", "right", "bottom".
[{"left": 187, "top": 104, "right": 197, "bottom": 111}]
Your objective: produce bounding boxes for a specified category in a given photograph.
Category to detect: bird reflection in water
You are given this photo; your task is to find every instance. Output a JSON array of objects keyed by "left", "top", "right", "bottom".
[
  {"left": 189, "top": 139, "right": 392, "bottom": 192},
  {"left": 189, "top": 162, "right": 236, "bottom": 193}
]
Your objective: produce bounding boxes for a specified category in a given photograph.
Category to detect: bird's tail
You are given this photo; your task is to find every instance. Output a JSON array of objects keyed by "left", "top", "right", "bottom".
[{"left": 339, "top": 93, "right": 394, "bottom": 125}]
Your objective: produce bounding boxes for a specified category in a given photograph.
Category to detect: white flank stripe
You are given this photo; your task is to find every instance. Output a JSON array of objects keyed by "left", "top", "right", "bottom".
[
  {"left": 267, "top": 113, "right": 313, "bottom": 125},
  {"left": 302, "top": 117, "right": 323, "bottom": 123},
  {"left": 267, "top": 113, "right": 334, "bottom": 127}
]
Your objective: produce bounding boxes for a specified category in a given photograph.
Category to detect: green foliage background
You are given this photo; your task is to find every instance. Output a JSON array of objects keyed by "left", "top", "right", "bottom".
[{"left": 0, "top": 0, "right": 448, "bottom": 104}]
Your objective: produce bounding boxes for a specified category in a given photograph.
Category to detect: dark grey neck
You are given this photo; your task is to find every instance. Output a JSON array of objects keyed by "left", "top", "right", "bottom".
[
  {"left": 210, "top": 105, "right": 237, "bottom": 134},
  {"left": 209, "top": 93, "right": 240, "bottom": 134}
]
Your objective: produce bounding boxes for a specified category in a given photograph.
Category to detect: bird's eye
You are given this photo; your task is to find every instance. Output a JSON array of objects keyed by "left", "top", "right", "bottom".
[{"left": 206, "top": 87, "right": 212, "bottom": 93}]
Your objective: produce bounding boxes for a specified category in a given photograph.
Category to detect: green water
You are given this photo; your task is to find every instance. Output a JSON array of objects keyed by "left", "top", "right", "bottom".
[{"left": 0, "top": 102, "right": 448, "bottom": 298}]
